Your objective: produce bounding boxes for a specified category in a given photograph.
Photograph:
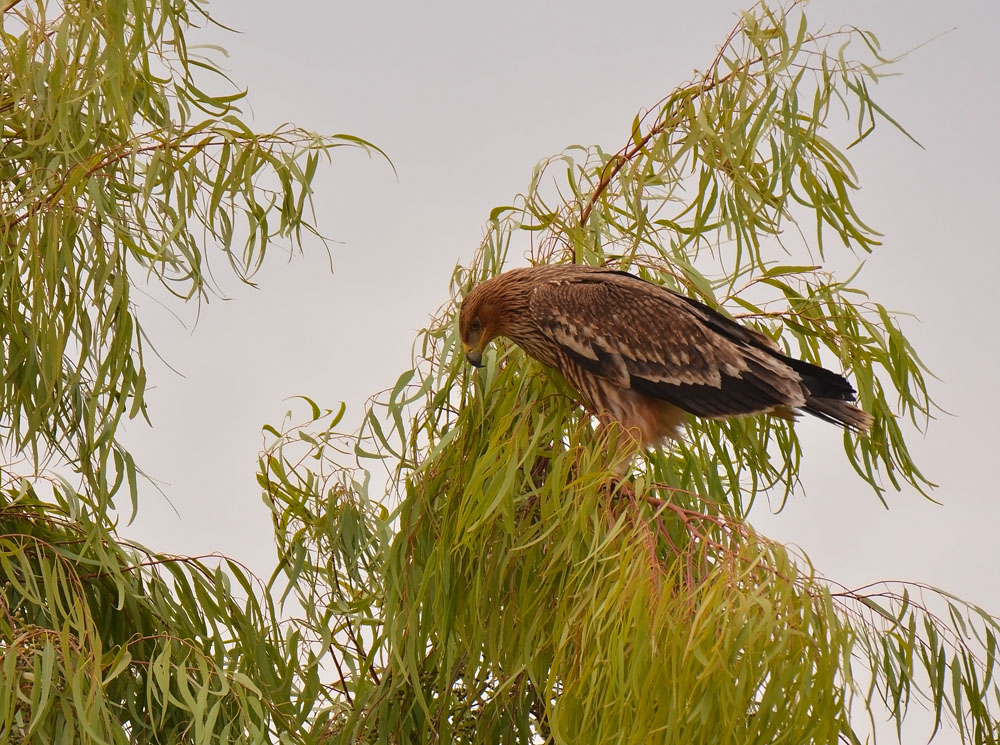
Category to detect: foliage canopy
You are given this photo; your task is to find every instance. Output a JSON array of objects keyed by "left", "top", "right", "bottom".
[
  {"left": 2, "top": 0, "right": 374, "bottom": 741},
  {"left": 1, "top": 1, "right": 998, "bottom": 744}
]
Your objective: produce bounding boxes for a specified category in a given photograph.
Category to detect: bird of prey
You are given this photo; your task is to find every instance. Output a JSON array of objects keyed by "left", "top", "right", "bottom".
[{"left": 459, "top": 264, "right": 871, "bottom": 448}]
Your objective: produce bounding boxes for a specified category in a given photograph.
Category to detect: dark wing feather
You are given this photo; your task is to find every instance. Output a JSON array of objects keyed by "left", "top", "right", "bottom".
[{"left": 528, "top": 270, "right": 810, "bottom": 418}]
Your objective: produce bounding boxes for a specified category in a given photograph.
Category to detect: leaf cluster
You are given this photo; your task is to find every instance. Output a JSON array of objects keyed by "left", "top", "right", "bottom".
[
  {"left": 0, "top": 0, "right": 378, "bottom": 511},
  {"left": 1, "top": 0, "right": 378, "bottom": 742},
  {"left": 0, "top": 481, "right": 323, "bottom": 744}
]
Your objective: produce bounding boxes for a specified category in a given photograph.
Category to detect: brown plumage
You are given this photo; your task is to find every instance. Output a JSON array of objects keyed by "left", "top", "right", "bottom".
[{"left": 459, "top": 264, "right": 871, "bottom": 447}]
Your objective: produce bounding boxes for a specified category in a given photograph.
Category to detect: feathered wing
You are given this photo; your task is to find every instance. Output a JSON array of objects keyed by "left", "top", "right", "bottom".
[{"left": 528, "top": 269, "right": 870, "bottom": 428}]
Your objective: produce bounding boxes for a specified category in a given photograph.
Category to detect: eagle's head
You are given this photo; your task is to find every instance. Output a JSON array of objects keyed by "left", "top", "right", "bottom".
[
  {"left": 459, "top": 266, "right": 560, "bottom": 368},
  {"left": 459, "top": 268, "right": 537, "bottom": 367},
  {"left": 458, "top": 278, "right": 500, "bottom": 368}
]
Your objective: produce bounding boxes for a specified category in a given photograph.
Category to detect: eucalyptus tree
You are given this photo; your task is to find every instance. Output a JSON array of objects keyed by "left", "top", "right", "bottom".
[
  {"left": 1, "top": 0, "right": 377, "bottom": 742},
  {"left": 2, "top": 1, "right": 998, "bottom": 744},
  {"left": 261, "top": 4, "right": 999, "bottom": 744}
]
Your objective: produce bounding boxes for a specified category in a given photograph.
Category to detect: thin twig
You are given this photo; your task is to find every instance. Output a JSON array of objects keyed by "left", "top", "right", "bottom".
[
  {"left": 328, "top": 644, "right": 354, "bottom": 705},
  {"left": 577, "top": 53, "right": 765, "bottom": 235}
]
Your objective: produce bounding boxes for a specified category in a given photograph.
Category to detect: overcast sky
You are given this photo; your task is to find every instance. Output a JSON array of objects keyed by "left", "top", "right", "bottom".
[{"left": 120, "top": 0, "right": 999, "bottom": 732}]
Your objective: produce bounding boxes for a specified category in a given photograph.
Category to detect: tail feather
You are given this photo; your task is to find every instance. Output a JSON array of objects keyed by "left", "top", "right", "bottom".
[
  {"left": 781, "top": 355, "right": 856, "bottom": 399},
  {"left": 804, "top": 396, "right": 873, "bottom": 431},
  {"left": 774, "top": 354, "right": 872, "bottom": 431}
]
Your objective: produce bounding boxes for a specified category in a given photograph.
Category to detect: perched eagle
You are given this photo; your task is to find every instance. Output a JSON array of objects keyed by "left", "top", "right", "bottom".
[{"left": 459, "top": 264, "right": 871, "bottom": 447}]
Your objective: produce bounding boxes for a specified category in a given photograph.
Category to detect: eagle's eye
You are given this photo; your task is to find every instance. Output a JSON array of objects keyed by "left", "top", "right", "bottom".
[{"left": 469, "top": 319, "right": 482, "bottom": 334}]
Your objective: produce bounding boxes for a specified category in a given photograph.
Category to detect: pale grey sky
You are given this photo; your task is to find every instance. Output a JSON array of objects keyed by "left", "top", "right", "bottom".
[{"left": 121, "top": 0, "right": 999, "bottom": 735}]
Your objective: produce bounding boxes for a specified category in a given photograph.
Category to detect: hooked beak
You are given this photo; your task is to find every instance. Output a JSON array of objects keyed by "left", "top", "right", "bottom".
[{"left": 465, "top": 345, "right": 484, "bottom": 368}]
